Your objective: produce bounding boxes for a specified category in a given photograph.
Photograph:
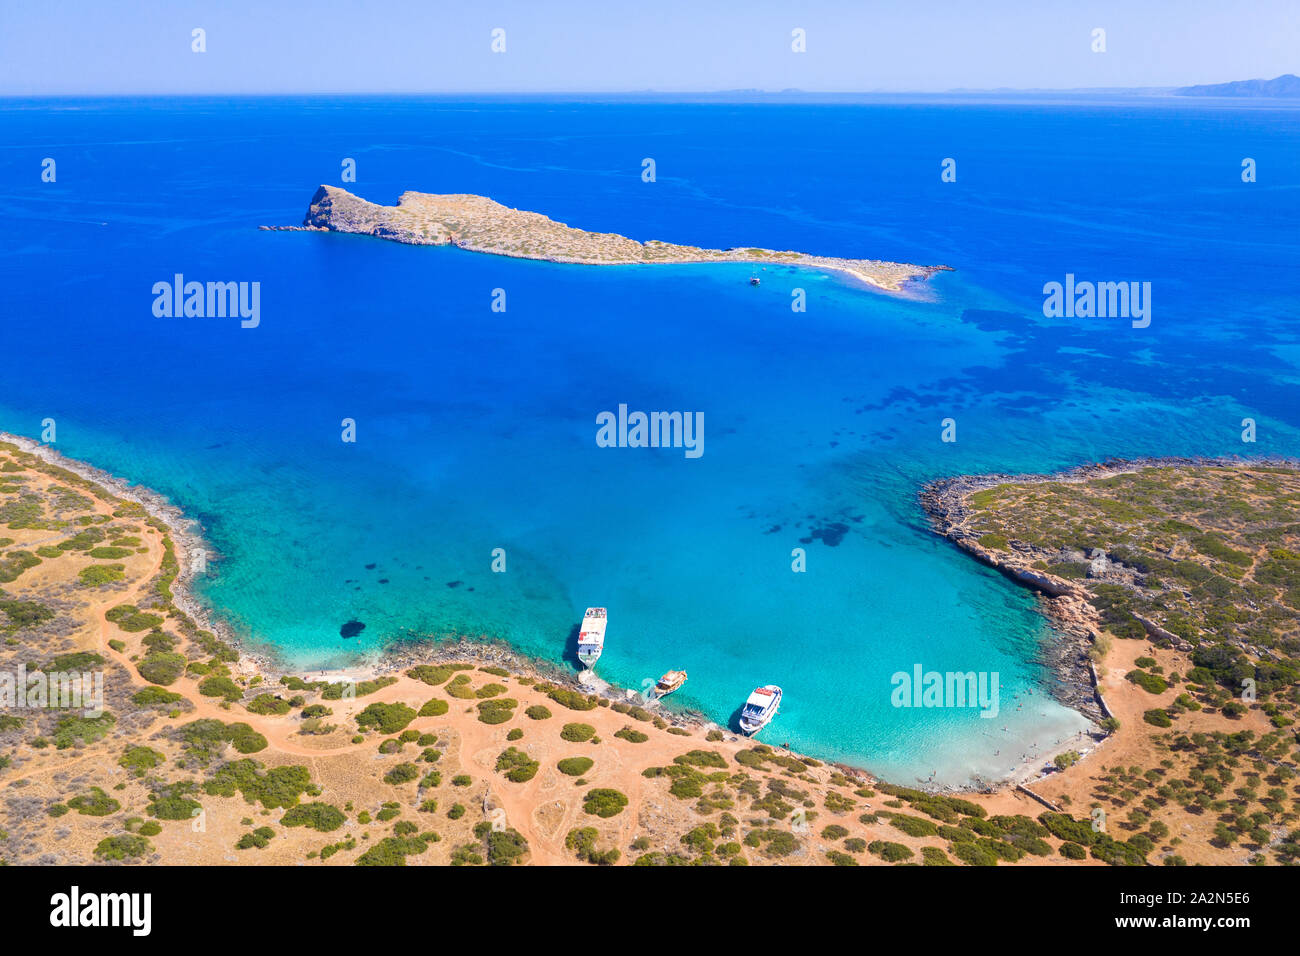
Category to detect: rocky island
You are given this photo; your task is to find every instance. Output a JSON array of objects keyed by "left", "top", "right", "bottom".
[{"left": 266, "top": 185, "right": 951, "bottom": 293}]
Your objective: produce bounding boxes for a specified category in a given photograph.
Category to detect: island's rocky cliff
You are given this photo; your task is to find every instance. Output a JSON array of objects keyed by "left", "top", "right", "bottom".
[{"left": 273, "top": 185, "right": 951, "bottom": 293}]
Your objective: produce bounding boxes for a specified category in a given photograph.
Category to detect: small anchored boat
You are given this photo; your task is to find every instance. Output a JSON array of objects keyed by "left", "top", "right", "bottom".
[
  {"left": 738, "top": 684, "right": 782, "bottom": 735},
  {"left": 576, "top": 607, "right": 606, "bottom": 670},
  {"left": 653, "top": 670, "right": 687, "bottom": 698}
]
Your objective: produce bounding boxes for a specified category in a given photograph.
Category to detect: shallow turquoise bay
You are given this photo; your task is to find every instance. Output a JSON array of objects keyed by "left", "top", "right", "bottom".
[{"left": 1, "top": 96, "right": 1297, "bottom": 785}]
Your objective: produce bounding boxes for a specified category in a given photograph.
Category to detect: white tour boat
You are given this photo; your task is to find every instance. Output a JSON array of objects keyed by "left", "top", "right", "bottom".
[
  {"left": 576, "top": 607, "right": 607, "bottom": 670},
  {"left": 738, "top": 684, "right": 782, "bottom": 735}
]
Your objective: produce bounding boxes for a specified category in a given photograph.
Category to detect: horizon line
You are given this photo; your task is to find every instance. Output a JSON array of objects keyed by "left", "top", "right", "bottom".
[{"left": 0, "top": 87, "right": 1284, "bottom": 99}]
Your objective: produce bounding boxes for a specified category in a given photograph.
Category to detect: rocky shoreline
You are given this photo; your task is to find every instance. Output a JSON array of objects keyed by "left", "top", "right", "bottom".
[
  {"left": 260, "top": 185, "right": 954, "bottom": 294},
  {"left": 0, "top": 432, "right": 284, "bottom": 675},
  {"left": 917, "top": 454, "right": 1300, "bottom": 722}
]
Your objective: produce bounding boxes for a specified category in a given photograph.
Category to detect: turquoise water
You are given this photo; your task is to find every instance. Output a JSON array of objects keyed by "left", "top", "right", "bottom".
[{"left": 1, "top": 96, "right": 1297, "bottom": 785}]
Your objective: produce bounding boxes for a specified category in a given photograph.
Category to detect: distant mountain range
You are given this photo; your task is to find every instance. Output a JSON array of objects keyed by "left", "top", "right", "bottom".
[{"left": 1175, "top": 74, "right": 1300, "bottom": 97}]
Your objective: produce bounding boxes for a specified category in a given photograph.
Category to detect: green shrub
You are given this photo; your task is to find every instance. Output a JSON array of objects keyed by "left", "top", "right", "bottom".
[
  {"left": 450, "top": 843, "right": 484, "bottom": 866},
  {"left": 1038, "top": 813, "right": 1099, "bottom": 846},
  {"left": 355, "top": 701, "right": 417, "bottom": 735},
  {"left": 952, "top": 840, "right": 1000, "bottom": 866},
  {"left": 482, "top": 827, "right": 530, "bottom": 866},
  {"left": 355, "top": 834, "right": 432, "bottom": 866},
  {"left": 88, "top": 546, "right": 133, "bottom": 559},
  {"left": 867, "top": 840, "right": 914, "bottom": 863},
  {"left": 280, "top": 802, "right": 346, "bottom": 832},
  {"left": 198, "top": 675, "right": 244, "bottom": 702},
  {"left": 317, "top": 676, "right": 397, "bottom": 699},
  {"left": 136, "top": 652, "right": 187, "bottom": 685},
  {"left": 745, "top": 828, "right": 800, "bottom": 858},
  {"left": 245, "top": 693, "right": 291, "bottom": 715},
  {"left": 45, "top": 650, "right": 104, "bottom": 671},
  {"left": 1126, "top": 670, "right": 1168, "bottom": 695},
  {"left": 565, "top": 827, "right": 620, "bottom": 865},
  {"left": 228, "top": 723, "right": 268, "bottom": 754},
  {"left": 557, "top": 756, "right": 594, "bottom": 776},
  {"left": 105, "top": 604, "right": 163, "bottom": 632},
  {"left": 51, "top": 713, "right": 116, "bottom": 749},
  {"left": 236, "top": 827, "right": 275, "bottom": 850},
  {"left": 384, "top": 763, "right": 421, "bottom": 786},
  {"left": 1090, "top": 835, "right": 1148, "bottom": 866},
  {"left": 418, "top": 698, "right": 449, "bottom": 717},
  {"left": 673, "top": 750, "right": 728, "bottom": 769},
  {"left": 1059, "top": 841, "right": 1088, "bottom": 860},
  {"left": 78, "top": 563, "right": 125, "bottom": 587},
  {"left": 476, "top": 698, "right": 518, "bottom": 724},
  {"left": 825, "top": 791, "right": 856, "bottom": 814},
  {"left": 0, "top": 598, "right": 55, "bottom": 631},
  {"left": 495, "top": 747, "right": 539, "bottom": 783},
  {"left": 174, "top": 718, "right": 266, "bottom": 764},
  {"left": 582, "top": 788, "right": 628, "bottom": 818},
  {"left": 203, "top": 760, "right": 314, "bottom": 809},
  {"left": 67, "top": 787, "right": 120, "bottom": 816},
  {"left": 132, "top": 686, "right": 183, "bottom": 707},
  {"left": 1143, "top": 709, "right": 1173, "bottom": 728},
  {"left": 561, "top": 722, "right": 596, "bottom": 742},
  {"left": 444, "top": 675, "right": 477, "bottom": 699},
  {"left": 146, "top": 780, "right": 203, "bottom": 820},
  {"left": 94, "top": 834, "right": 152, "bottom": 861},
  {"left": 922, "top": 846, "right": 954, "bottom": 866},
  {"left": 547, "top": 687, "right": 597, "bottom": 711},
  {"left": 406, "top": 663, "right": 472, "bottom": 685},
  {"left": 118, "top": 745, "right": 164, "bottom": 777},
  {"left": 1053, "top": 751, "right": 1080, "bottom": 770},
  {"left": 889, "top": 813, "right": 940, "bottom": 838}
]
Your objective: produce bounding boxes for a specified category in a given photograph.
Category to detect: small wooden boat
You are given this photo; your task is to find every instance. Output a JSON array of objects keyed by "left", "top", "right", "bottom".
[{"left": 654, "top": 670, "right": 687, "bottom": 698}]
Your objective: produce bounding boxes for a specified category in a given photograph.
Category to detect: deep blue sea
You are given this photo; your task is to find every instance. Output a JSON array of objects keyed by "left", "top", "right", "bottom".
[{"left": 1, "top": 95, "right": 1297, "bottom": 786}]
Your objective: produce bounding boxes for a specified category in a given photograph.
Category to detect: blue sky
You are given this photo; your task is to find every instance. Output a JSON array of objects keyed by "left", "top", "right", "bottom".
[{"left": 1, "top": 0, "right": 1295, "bottom": 95}]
